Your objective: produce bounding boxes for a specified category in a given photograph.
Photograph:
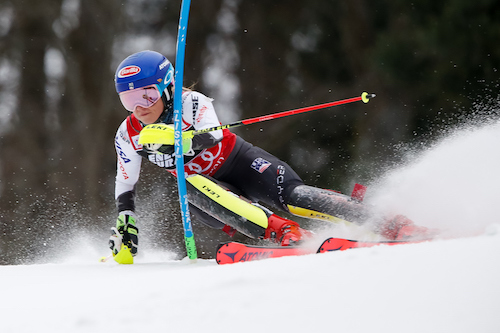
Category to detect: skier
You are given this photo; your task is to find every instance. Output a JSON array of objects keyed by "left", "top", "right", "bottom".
[{"left": 109, "top": 50, "right": 429, "bottom": 257}]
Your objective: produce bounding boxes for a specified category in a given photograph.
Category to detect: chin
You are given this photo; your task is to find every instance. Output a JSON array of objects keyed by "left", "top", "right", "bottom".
[{"left": 138, "top": 117, "right": 154, "bottom": 125}]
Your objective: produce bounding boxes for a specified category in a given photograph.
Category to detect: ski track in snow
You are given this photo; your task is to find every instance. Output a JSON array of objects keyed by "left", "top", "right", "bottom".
[{"left": 2, "top": 122, "right": 500, "bottom": 332}]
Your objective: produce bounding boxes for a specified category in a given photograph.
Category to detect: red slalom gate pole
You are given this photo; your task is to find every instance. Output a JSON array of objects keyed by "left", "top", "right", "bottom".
[{"left": 193, "top": 92, "right": 375, "bottom": 136}]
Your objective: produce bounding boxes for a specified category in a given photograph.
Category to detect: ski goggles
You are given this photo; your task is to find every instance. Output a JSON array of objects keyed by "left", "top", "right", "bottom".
[{"left": 119, "top": 84, "right": 162, "bottom": 111}]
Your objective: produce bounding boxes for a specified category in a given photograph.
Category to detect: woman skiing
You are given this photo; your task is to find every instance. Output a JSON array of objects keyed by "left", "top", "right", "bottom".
[{"left": 109, "top": 50, "right": 429, "bottom": 258}]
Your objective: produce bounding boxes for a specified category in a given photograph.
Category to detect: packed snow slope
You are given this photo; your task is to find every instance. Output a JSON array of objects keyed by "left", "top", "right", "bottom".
[{"left": 2, "top": 121, "right": 500, "bottom": 333}]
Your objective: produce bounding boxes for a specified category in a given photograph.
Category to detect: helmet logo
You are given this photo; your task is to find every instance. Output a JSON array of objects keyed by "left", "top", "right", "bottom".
[
  {"left": 118, "top": 65, "right": 141, "bottom": 78},
  {"left": 164, "top": 66, "right": 174, "bottom": 86},
  {"left": 159, "top": 59, "right": 170, "bottom": 70}
]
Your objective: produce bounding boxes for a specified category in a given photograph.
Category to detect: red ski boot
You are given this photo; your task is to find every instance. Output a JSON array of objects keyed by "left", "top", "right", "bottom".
[
  {"left": 264, "top": 214, "right": 312, "bottom": 246},
  {"left": 380, "top": 215, "right": 436, "bottom": 240}
]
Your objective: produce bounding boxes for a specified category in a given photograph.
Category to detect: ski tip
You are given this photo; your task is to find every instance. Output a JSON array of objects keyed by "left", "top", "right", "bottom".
[
  {"left": 216, "top": 242, "right": 229, "bottom": 253},
  {"left": 361, "top": 92, "right": 376, "bottom": 103}
]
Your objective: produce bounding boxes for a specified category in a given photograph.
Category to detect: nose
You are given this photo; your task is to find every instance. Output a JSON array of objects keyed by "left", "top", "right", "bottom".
[{"left": 135, "top": 105, "right": 149, "bottom": 112}]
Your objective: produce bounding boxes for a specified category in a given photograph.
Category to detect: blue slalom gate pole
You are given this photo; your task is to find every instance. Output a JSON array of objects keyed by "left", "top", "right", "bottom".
[{"left": 173, "top": 0, "right": 197, "bottom": 260}]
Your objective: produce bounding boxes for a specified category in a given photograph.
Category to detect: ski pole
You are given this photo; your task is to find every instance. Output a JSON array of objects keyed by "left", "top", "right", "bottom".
[
  {"left": 140, "top": 92, "right": 375, "bottom": 144},
  {"left": 192, "top": 92, "right": 375, "bottom": 136}
]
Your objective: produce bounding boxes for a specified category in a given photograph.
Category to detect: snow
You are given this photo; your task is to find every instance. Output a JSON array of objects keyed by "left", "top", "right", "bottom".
[
  {"left": 2, "top": 233, "right": 500, "bottom": 332},
  {"left": 2, "top": 122, "right": 500, "bottom": 332}
]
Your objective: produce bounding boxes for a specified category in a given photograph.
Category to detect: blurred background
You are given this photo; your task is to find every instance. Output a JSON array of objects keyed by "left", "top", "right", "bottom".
[{"left": 0, "top": 0, "right": 498, "bottom": 264}]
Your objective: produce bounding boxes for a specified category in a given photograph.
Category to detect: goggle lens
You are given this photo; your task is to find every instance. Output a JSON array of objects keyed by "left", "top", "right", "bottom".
[{"left": 119, "top": 85, "right": 162, "bottom": 111}]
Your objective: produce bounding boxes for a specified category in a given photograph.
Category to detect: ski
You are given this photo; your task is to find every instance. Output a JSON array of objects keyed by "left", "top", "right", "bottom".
[
  {"left": 216, "top": 242, "right": 316, "bottom": 264},
  {"left": 216, "top": 237, "right": 426, "bottom": 264},
  {"left": 317, "top": 237, "right": 425, "bottom": 253}
]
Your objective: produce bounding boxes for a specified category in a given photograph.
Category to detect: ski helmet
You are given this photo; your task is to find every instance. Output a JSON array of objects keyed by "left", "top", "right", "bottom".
[{"left": 115, "top": 50, "right": 174, "bottom": 123}]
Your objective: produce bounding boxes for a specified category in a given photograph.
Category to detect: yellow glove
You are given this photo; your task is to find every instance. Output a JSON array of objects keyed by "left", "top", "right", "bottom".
[{"left": 139, "top": 124, "right": 193, "bottom": 155}]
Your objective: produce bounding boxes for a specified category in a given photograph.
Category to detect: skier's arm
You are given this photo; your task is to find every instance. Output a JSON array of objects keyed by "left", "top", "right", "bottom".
[
  {"left": 110, "top": 125, "right": 142, "bottom": 257},
  {"left": 114, "top": 125, "right": 142, "bottom": 213}
]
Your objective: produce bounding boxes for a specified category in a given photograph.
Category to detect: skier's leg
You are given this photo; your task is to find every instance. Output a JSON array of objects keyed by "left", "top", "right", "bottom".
[
  {"left": 189, "top": 204, "right": 226, "bottom": 229},
  {"left": 214, "top": 139, "right": 364, "bottom": 225},
  {"left": 285, "top": 185, "right": 372, "bottom": 225},
  {"left": 186, "top": 174, "right": 311, "bottom": 244},
  {"left": 188, "top": 204, "right": 239, "bottom": 236},
  {"left": 285, "top": 184, "right": 434, "bottom": 240}
]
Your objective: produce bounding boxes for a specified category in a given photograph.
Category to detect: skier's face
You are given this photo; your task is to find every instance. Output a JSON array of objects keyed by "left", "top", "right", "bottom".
[{"left": 133, "top": 98, "right": 165, "bottom": 125}]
